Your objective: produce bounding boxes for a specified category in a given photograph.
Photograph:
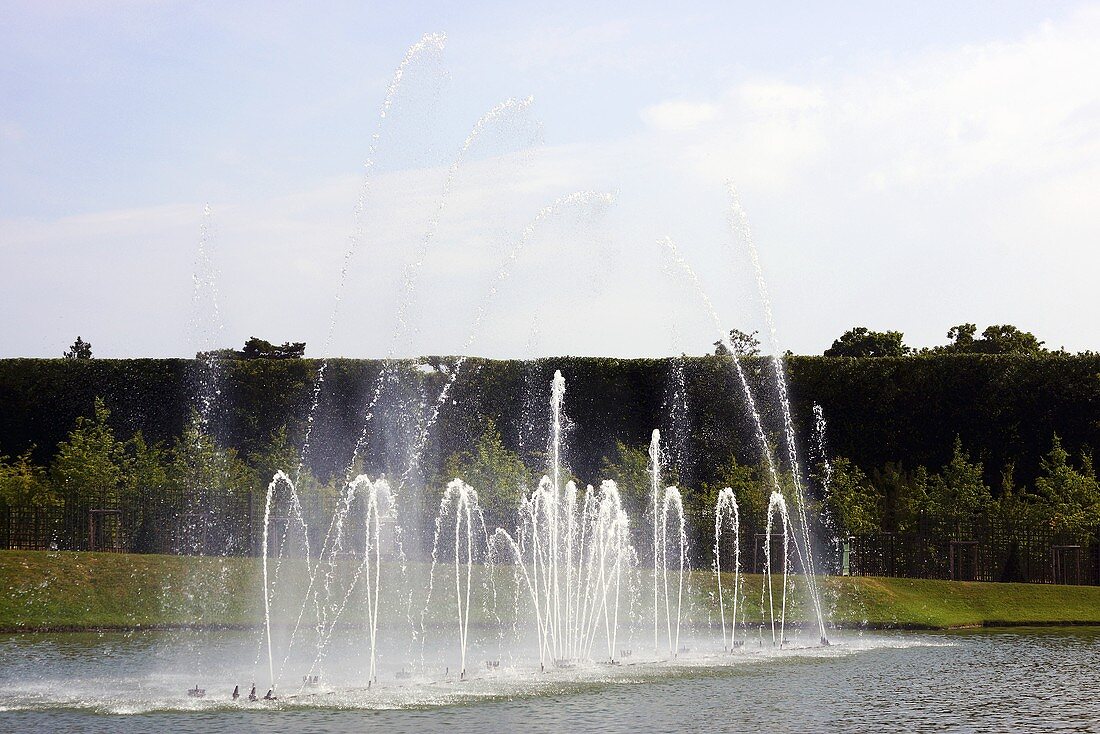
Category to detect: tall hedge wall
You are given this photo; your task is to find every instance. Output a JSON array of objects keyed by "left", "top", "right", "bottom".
[{"left": 1, "top": 355, "right": 1097, "bottom": 489}]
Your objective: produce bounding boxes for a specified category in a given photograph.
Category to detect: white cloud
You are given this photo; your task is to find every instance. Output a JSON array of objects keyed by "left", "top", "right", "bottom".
[
  {"left": 657, "top": 5, "right": 1100, "bottom": 193},
  {"left": 623, "top": 5, "right": 1100, "bottom": 352},
  {"left": 4, "top": 6, "right": 1100, "bottom": 358},
  {"left": 736, "top": 82, "right": 824, "bottom": 114},
  {"left": 640, "top": 100, "right": 719, "bottom": 131}
]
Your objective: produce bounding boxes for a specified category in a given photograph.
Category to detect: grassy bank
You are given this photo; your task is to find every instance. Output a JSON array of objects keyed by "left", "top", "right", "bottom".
[{"left": 2, "top": 550, "right": 1099, "bottom": 632}]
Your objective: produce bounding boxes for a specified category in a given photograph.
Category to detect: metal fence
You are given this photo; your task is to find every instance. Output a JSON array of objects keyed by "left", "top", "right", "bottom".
[
  {"left": 842, "top": 519, "right": 1100, "bottom": 585},
  {"left": 4, "top": 497, "right": 1098, "bottom": 586},
  {"left": 706, "top": 516, "right": 1099, "bottom": 586}
]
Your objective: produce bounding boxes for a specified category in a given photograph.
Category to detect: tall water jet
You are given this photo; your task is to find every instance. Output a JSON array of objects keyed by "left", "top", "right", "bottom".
[
  {"left": 661, "top": 356, "right": 691, "bottom": 486},
  {"left": 343, "top": 97, "right": 539, "bottom": 481},
  {"left": 649, "top": 429, "right": 662, "bottom": 655},
  {"left": 490, "top": 372, "right": 632, "bottom": 666},
  {"left": 425, "top": 479, "right": 489, "bottom": 679},
  {"left": 810, "top": 403, "right": 836, "bottom": 542},
  {"left": 296, "top": 32, "right": 447, "bottom": 490},
  {"left": 302, "top": 475, "right": 395, "bottom": 689},
  {"left": 811, "top": 404, "right": 833, "bottom": 497},
  {"left": 662, "top": 234, "right": 827, "bottom": 644},
  {"left": 727, "top": 185, "right": 828, "bottom": 644},
  {"left": 763, "top": 491, "right": 790, "bottom": 647},
  {"left": 190, "top": 203, "right": 224, "bottom": 432},
  {"left": 661, "top": 486, "right": 687, "bottom": 657},
  {"left": 714, "top": 487, "right": 741, "bottom": 651}
]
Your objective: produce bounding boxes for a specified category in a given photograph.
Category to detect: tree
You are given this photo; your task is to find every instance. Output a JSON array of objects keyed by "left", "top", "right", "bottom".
[
  {"left": 939, "top": 323, "right": 1045, "bottom": 355},
  {"left": 248, "top": 425, "right": 303, "bottom": 489},
  {"left": 196, "top": 337, "right": 306, "bottom": 361},
  {"left": 52, "top": 398, "right": 128, "bottom": 507},
  {"left": 239, "top": 337, "right": 306, "bottom": 360},
  {"left": 926, "top": 437, "right": 992, "bottom": 531},
  {"left": 1033, "top": 435, "right": 1100, "bottom": 535},
  {"left": 714, "top": 328, "right": 761, "bottom": 357},
  {"left": 870, "top": 462, "right": 930, "bottom": 533},
  {"left": 124, "top": 432, "right": 171, "bottom": 553},
  {"left": 945, "top": 323, "right": 977, "bottom": 351},
  {"left": 823, "top": 457, "right": 882, "bottom": 535},
  {"left": 976, "top": 324, "right": 1045, "bottom": 355},
  {"left": 699, "top": 455, "right": 769, "bottom": 530},
  {"left": 823, "top": 327, "right": 909, "bottom": 357},
  {"left": 0, "top": 450, "right": 57, "bottom": 510},
  {"left": 63, "top": 336, "right": 92, "bottom": 360},
  {"left": 170, "top": 413, "right": 257, "bottom": 554},
  {"left": 440, "top": 419, "right": 530, "bottom": 528},
  {"left": 600, "top": 440, "right": 659, "bottom": 521}
]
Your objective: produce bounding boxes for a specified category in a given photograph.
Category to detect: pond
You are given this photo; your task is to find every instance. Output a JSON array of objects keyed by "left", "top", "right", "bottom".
[{"left": 0, "top": 627, "right": 1096, "bottom": 733}]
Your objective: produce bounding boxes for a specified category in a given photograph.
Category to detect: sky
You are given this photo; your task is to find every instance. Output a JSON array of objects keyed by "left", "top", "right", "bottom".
[{"left": 1, "top": 1, "right": 1098, "bottom": 358}]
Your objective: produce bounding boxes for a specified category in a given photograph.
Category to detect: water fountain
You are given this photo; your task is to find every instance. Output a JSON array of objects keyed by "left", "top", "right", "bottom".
[
  {"left": 714, "top": 487, "right": 741, "bottom": 651},
  {"left": 252, "top": 340, "right": 827, "bottom": 698},
  {"left": 190, "top": 29, "right": 833, "bottom": 707},
  {"left": 660, "top": 485, "right": 687, "bottom": 657},
  {"left": 490, "top": 371, "right": 633, "bottom": 667},
  {"left": 763, "top": 491, "right": 791, "bottom": 647},
  {"left": 424, "top": 479, "right": 489, "bottom": 680}
]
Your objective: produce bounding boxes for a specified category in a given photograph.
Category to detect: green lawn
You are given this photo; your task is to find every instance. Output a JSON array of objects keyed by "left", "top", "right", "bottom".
[{"left": 2, "top": 550, "right": 1098, "bottom": 632}]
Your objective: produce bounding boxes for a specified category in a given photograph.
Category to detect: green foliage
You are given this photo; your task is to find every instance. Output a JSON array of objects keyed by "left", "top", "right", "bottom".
[
  {"left": 248, "top": 426, "right": 302, "bottom": 489},
  {"left": 52, "top": 398, "right": 128, "bottom": 506},
  {"left": 63, "top": 336, "right": 92, "bottom": 360},
  {"left": 699, "top": 454, "right": 768, "bottom": 529},
  {"left": 824, "top": 327, "right": 909, "bottom": 357},
  {"left": 200, "top": 337, "right": 307, "bottom": 361},
  {"left": 170, "top": 413, "right": 255, "bottom": 500},
  {"left": 714, "top": 328, "right": 761, "bottom": 357},
  {"left": 1, "top": 354, "right": 1100, "bottom": 551},
  {"left": 599, "top": 440, "right": 654, "bottom": 520},
  {"left": 926, "top": 437, "right": 993, "bottom": 529},
  {"left": 0, "top": 450, "right": 56, "bottom": 509},
  {"left": 1033, "top": 435, "right": 1100, "bottom": 534},
  {"left": 939, "top": 323, "right": 1046, "bottom": 356},
  {"left": 869, "top": 462, "right": 930, "bottom": 533},
  {"left": 824, "top": 457, "right": 882, "bottom": 535},
  {"left": 440, "top": 419, "right": 530, "bottom": 526},
  {"left": 123, "top": 432, "right": 171, "bottom": 553},
  {"left": 987, "top": 463, "right": 1043, "bottom": 527}
]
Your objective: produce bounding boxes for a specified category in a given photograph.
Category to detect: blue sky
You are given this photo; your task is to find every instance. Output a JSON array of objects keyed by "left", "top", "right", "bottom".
[{"left": 2, "top": 1, "right": 1098, "bottom": 357}]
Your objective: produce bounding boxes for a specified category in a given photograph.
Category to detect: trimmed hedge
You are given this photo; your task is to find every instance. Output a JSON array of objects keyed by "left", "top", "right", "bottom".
[{"left": 1, "top": 354, "right": 1098, "bottom": 490}]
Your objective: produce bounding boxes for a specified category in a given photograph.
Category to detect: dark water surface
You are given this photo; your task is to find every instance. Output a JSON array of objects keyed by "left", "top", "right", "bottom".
[{"left": 0, "top": 627, "right": 1097, "bottom": 733}]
